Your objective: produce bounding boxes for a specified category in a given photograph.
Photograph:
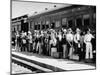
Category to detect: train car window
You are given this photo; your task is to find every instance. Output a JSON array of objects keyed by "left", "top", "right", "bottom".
[
  {"left": 46, "top": 21, "right": 49, "bottom": 25},
  {"left": 42, "top": 25, "right": 45, "bottom": 30},
  {"left": 93, "top": 13, "right": 96, "bottom": 25},
  {"left": 62, "top": 18, "right": 67, "bottom": 25},
  {"left": 17, "top": 25, "right": 19, "bottom": 31},
  {"left": 51, "top": 23, "right": 55, "bottom": 29},
  {"left": 46, "top": 21, "right": 50, "bottom": 29},
  {"left": 55, "top": 21, "right": 60, "bottom": 27},
  {"left": 68, "top": 20, "right": 73, "bottom": 28},
  {"left": 15, "top": 26, "right": 17, "bottom": 31},
  {"left": 37, "top": 24, "right": 40, "bottom": 30},
  {"left": 41, "top": 21, "right": 45, "bottom": 30},
  {"left": 14, "top": 27, "right": 16, "bottom": 32},
  {"left": 83, "top": 14, "right": 90, "bottom": 26},
  {"left": 76, "top": 18, "right": 82, "bottom": 28},
  {"left": 34, "top": 25, "right": 37, "bottom": 30},
  {"left": 84, "top": 18, "right": 90, "bottom": 27},
  {"left": 30, "top": 21, "right": 32, "bottom": 29},
  {"left": 19, "top": 25, "right": 21, "bottom": 31},
  {"left": 34, "top": 22, "right": 38, "bottom": 30},
  {"left": 24, "top": 22, "right": 29, "bottom": 32},
  {"left": 46, "top": 25, "right": 49, "bottom": 29}
]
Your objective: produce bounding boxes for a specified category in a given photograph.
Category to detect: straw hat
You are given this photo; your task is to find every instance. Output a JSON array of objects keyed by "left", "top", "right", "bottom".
[
  {"left": 63, "top": 29, "right": 67, "bottom": 32},
  {"left": 88, "top": 28, "right": 91, "bottom": 32},
  {"left": 76, "top": 28, "right": 81, "bottom": 32},
  {"left": 68, "top": 28, "right": 72, "bottom": 32},
  {"left": 28, "top": 31, "right": 32, "bottom": 34}
]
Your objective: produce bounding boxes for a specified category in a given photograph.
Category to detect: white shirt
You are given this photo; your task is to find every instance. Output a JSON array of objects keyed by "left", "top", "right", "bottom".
[
  {"left": 84, "top": 33, "right": 94, "bottom": 43},
  {"left": 66, "top": 33, "right": 74, "bottom": 42},
  {"left": 58, "top": 34, "right": 62, "bottom": 41},
  {"left": 50, "top": 38, "right": 57, "bottom": 46},
  {"left": 74, "top": 33, "right": 81, "bottom": 43},
  {"left": 28, "top": 35, "right": 32, "bottom": 43}
]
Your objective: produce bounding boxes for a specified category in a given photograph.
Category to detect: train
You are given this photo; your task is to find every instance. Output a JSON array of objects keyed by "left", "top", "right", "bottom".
[{"left": 11, "top": 5, "right": 96, "bottom": 33}]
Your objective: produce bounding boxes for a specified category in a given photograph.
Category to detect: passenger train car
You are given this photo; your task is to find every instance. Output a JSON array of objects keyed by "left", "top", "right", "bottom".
[
  {"left": 11, "top": 15, "right": 28, "bottom": 32},
  {"left": 27, "top": 5, "right": 96, "bottom": 33},
  {"left": 11, "top": 5, "right": 96, "bottom": 33}
]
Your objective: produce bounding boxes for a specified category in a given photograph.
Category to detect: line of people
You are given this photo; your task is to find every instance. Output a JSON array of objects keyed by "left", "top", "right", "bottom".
[{"left": 12, "top": 27, "right": 96, "bottom": 62}]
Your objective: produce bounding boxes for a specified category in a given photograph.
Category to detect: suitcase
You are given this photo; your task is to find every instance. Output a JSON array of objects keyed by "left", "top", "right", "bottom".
[
  {"left": 59, "top": 52, "right": 63, "bottom": 58},
  {"left": 52, "top": 52, "right": 59, "bottom": 58}
]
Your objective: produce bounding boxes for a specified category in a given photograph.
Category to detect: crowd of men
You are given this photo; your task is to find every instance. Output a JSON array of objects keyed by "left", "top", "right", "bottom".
[{"left": 12, "top": 27, "right": 96, "bottom": 63}]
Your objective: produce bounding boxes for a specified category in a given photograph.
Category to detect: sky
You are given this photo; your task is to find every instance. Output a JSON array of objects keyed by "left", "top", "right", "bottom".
[{"left": 12, "top": 0, "right": 71, "bottom": 18}]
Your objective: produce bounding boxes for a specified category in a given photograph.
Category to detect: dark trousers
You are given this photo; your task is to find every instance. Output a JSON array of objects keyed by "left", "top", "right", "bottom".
[
  {"left": 66, "top": 42, "right": 71, "bottom": 58},
  {"left": 21, "top": 44, "right": 27, "bottom": 52},
  {"left": 28, "top": 43, "right": 33, "bottom": 52},
  {"left": 75, "top": 43, "right": 84, "bottom": 61},
  {"left": 78, "top": 48, "right": 82, "bottom": 61}
]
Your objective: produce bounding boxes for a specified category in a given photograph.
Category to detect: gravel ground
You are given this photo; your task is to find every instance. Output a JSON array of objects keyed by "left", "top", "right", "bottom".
[{"left": 12, "top": 62, "right": 33, "bottom": 74}]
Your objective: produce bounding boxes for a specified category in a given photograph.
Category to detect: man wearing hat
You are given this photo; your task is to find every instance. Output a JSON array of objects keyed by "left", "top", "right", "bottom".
[
  {"left": 62, "top": 29, "right": 67, "bottom": 58},
  {"left": 66, "top": 28, "right": 74, "bottom": 59},
  {"left": 74, "top": 28, "right": 82, "bottom": 61},
  {"left": 27, "top": 31, "right": 33, "bottom": 52},
  {"left": 84, "top": 28, "right": 94, "bottom": 62},
  {"left": 21, "top": 32, "right": 27, "bottom": 52}
]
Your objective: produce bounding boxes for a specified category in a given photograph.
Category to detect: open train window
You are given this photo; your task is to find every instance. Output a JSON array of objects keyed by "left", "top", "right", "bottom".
[
  {"left": 42, "top": 25, "right": 45, "bottom": 30},
  {"left": 37, "top": 24, "right": 40, "bottom": 30},
  {"left": 46, "top": 21, "right": 50, "bottom": 29},
  {"left": 19, "top": 25, "right": 21, "bottom": 31},
  {"left": 41, "top": 21, "right": 46, "bottom": 30},
  {"left": 68, "top": 20, "right": 73, "bottom": 28},
  {"left": 76, "top": 17, "right": 82, "bottom": 28},
  {"left": 34, "top": 25, "right": 37, "bottom": 30},
  {"left": 51, "top": 23, "right": 55, "bottom": 29},
  {"left": 46, "top": 25, "right": 49, "bottom": 29}
]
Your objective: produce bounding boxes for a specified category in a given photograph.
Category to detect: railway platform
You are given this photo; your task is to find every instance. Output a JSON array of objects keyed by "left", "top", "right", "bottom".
[{"left": 12, "top": 51, "right": 96, "bottom": 74}]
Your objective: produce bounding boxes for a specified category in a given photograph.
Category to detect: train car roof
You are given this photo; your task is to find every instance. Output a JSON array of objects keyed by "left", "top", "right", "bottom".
[{"left": 28, "top": 5, "right": 88, "bottom": 19}]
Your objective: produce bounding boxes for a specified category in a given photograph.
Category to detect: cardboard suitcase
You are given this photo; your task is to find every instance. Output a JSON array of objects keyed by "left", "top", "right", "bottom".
[
  {"left": 52, "top": 52, "right": 59, "bottom": 58},
  {"left": 52, "top": 52, "right": 63, "bottom": 58}
]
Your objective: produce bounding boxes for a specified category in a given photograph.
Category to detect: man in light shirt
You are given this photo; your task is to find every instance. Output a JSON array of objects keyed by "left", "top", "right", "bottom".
[
  {"left": 66, "top": 28, "right": 74, "bottom": 59},
  {"left": 84, "top": 29, "right": 94, "bottom": 61},
  {"left": 74, "top": 28, "right": 82, "bottom": 61},
  {"left": 27, "top": 31, "right": 33, "bottom": 52}
]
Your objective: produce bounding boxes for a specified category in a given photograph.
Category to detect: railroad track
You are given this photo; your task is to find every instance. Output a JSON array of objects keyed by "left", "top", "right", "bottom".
[{"left": 12, "top": 54, "right": 54, "bottom": 75}]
